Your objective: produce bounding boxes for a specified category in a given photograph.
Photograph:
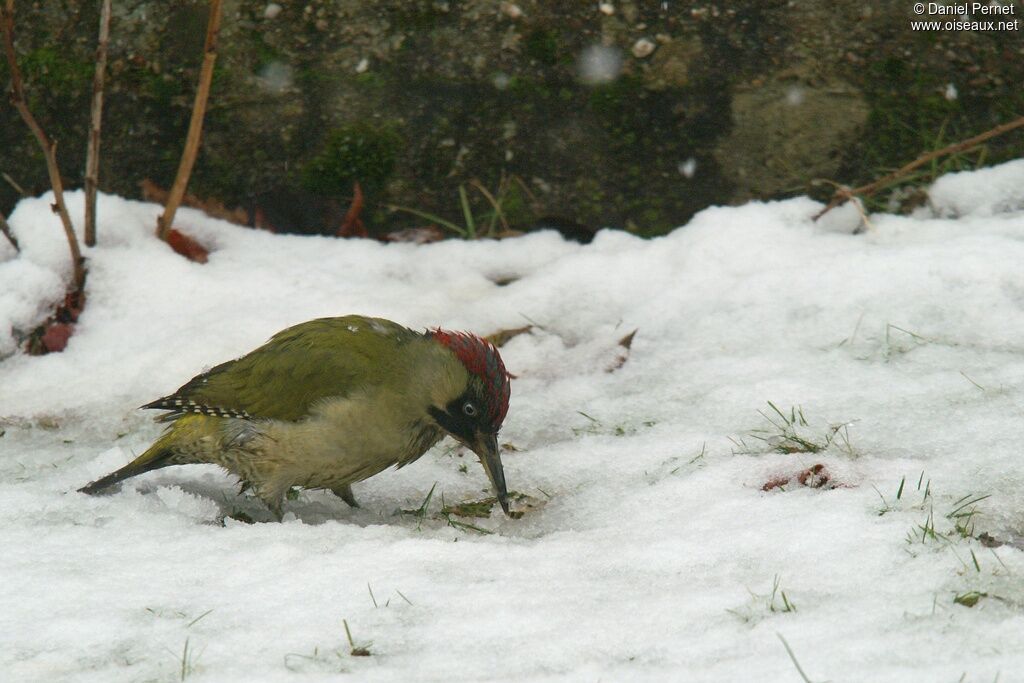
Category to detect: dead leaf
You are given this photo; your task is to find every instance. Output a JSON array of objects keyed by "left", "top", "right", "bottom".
[
  {"left": 607, "top": 328, "right": 638, "bottom": 372},
  {"left": 485, "top": 325, "right": 532, "bottom": 348},
  {"left": 761, "top": 475, "right": 790, "bottom": 492},
  {"left": 40, "top": 322, "right": 74, "bottom": 353},
  {"left": 442, "top": 491, "right": 546, "bottom": 520},
  {"left": 763, "top": 464, "right": 833, "bottom": 492},
  {"left": 62, "top": 289, "right": 86, "bottom": 322},
  {"left": 978, "top": 532, "right": 1003, "bottom": 548},
  {"left": 338, "top": 181, "right": 368, "bottom": 238},
  {"left": 166, "top": 229, "right": 209, "bottom": 263},
  {"left": 796, "top": 463, "right": 830, "bottom": 488}
]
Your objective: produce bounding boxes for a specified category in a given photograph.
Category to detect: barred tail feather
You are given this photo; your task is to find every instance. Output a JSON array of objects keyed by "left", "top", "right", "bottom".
[{"left": 79, "top": 414, "right": 219, "bottom": 494}]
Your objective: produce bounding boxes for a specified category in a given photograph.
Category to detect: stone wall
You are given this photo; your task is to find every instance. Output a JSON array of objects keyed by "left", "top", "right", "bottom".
[{"left": 1, "top": 1, "right": 1021, "bottom": 237}]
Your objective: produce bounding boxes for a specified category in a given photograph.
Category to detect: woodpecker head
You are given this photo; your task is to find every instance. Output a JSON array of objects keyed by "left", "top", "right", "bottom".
[{"left": 427, "top": 329, "right": 512, "bottom": 515}]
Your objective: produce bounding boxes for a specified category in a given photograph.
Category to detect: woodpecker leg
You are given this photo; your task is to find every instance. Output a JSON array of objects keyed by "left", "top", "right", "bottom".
[
  {"left": 331, "top": 484, "right": 360, "bottom": 508},
  {"left": 264, "top": 496, "right": 284, "bottom": 522},
  {"left": 254, "top": 483, "right": 287, "bottom": 521}
]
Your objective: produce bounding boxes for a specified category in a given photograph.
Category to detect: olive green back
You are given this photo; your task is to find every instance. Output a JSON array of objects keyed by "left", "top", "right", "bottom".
[{"left": 148, "top": 316, "right": 425, "bottom": 422}]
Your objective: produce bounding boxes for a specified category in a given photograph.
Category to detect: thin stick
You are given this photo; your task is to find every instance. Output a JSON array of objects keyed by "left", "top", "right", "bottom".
[
  {"left": 814, "top": 114, "right": 1024, "bottom": 220},
  {"left": 2, "top": 171, "right": 26, "bottom": 196},
  {"left": 2, "top": 0, "right": 85, "bottom": 289},
  {"left": 776, "top": 633, "right": 820, "bottom": 683},
  {"left": 0, "top": 209, "right": 18, "bottom": 251},
  {"left": 156, "top": 0, "right": 223, "bottom": 240},
  {"left": 84, "top": 0, "right": 112, "bottom": 247}
]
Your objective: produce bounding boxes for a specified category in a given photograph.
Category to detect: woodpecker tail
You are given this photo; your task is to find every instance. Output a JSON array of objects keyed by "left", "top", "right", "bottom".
[
  {"left": 77, "top": 445, "right": 174, "bottom": 494},
  {"left": 77, "top": 417, "right": 200, "bottom": 494}
]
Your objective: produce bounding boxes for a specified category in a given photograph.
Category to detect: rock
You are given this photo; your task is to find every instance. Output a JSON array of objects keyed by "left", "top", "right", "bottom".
[
  {"left": 643, "top": 35, "right": 703, "bottom": 89},
  {"left": 0, "top": 0, "right": 1020, "bottom": 239},
  {"left": 714, "top": 71, "right": 870, "bottom": 200},
  {"left": 631, "top": 38, "right": 656, "bottom": 59}
]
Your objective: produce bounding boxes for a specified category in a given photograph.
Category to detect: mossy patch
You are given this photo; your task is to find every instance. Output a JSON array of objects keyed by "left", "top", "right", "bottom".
[
  {"left": 837, "top": 53, "right": 1024, "bottom": 210},
  {"left": 20, "top": 47, "right": 92, "bottom": 93},
  {"left": 524, "top": 29, "right": 559, "bottom": 66},
  {"left": 301, "top": 123, "right": 404, "bottom": 198}
]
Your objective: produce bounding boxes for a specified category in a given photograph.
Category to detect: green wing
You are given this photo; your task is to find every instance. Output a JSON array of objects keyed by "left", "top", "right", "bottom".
[{"left": 144, "top": 316, "right": 422, "bottom": 422}]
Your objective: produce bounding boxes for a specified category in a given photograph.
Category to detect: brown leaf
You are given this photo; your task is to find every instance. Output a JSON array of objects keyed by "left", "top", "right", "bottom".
[
  {"left": 763, "top": 464, "right": 833, "bottom": 492},
  {"left": 166, "top": 228, "right": 209, "bottom": 263},
  {"left": 978, "top": 532, "right": 1003, "bottom": 548},
  {"left": 337, "top": 181, "right": 368, "bottom": 238},
  {"left": 40, "top": 322, "right": 74, "bottom": 353},
  {"left": 443, "top": 491, "right": 545, "bottom": 520},
  {"left": 761, "top": 475, "right": 791, "bottom": 492},
  {"left": 485, "top": 325, "right": 532, "bottom": 348},
  {"left": 796, "top": 463, "right": 830, "bottom": 488},
  {"left": 62, "top": 289, "right": 86, "bottom": 322},
  {"left": 607, "top": 328, "right": 638, "bottom": 372}
]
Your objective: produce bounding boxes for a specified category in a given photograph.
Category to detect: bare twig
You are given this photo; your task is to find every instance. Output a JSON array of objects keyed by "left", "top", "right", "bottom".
[
  {"left": 777, "top": 633, "right": 824, "bottom": 683},
  {"left": 84, "top": 0, "right": 112, "bottom": 247},
  {"left": 156, "top": 0, "right": 223, "bottom": 240},
  {"left": 814, "top": 114, "right": 1024, "bottom": 220},
  {"left": 0, "top": 209, "right": 18, "bottom": 251},
  {"left": 2, "top": 171, "right": 26, "bottom": 196},
  {"left": 2, "top": 0, "right": 85, "bottom": 289}
]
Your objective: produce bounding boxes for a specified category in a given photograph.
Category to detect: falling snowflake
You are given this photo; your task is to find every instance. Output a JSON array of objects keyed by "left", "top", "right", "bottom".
[
  {"left": 256, "top": 61, "right": 293, "bottom": 93},
  {"left": 678, "top": 158, "right": 697, "bottom": 178},
  {"left": 578, "top": 45, "right": 623, "bottom": 85},
  {"left": 492, "top": 73, "right": 511, "bottom": 90}
]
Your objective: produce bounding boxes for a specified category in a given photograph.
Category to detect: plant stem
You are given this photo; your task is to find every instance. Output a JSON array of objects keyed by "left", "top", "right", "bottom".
[
  {"left": 84, "top": 0, "right": 112, "bottom": 247},
  {"left": 0, "top": 209, "right": 18, "bottom": 251},
  {"left": 815, "top": 114, "right": 1024, "bottom": 220},
  {"left": 2, "top": 0, "right": 84, "bottom": 289},
  {"left": 156, "top": 0, "right": 223, "bottom": 240}
]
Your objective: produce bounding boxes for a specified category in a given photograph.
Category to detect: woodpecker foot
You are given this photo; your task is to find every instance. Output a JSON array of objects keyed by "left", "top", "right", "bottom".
[
  {"left": 257, "top": 492, "right": 285, "bottom": 521},
  {"left": 331, "top": 484, "right": 360, "bottom": 508}
]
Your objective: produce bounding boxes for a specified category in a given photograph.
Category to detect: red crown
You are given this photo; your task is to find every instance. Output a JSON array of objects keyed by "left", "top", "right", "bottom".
[{"left": 431, "top": 329, "right": 512, "bottom": 427}]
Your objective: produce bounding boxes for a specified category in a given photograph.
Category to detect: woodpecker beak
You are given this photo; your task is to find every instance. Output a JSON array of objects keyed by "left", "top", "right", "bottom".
[{"left": 471, "top": 432, "right": 509, "bottom": 516}]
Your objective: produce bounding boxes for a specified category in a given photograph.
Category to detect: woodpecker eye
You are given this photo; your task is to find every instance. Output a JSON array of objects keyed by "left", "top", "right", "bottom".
[{"left": 462, "top": 402, "right": 478, "bottom": 417}]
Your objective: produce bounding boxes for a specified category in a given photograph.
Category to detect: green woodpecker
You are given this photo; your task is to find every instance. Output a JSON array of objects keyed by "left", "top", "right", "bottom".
[{"left": 79, "top": 315, "right": 513, "bottom": 519}]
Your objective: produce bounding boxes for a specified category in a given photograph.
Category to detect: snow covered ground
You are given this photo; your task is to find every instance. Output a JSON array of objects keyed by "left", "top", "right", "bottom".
[{"left": 3, "top": 162, "right": 1024, "bottom": 682}]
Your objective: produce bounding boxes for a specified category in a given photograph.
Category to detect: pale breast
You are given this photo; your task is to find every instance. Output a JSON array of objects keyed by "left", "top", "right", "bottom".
[{"left": 252, "top": 396, "right": 447, "bottom": 491}]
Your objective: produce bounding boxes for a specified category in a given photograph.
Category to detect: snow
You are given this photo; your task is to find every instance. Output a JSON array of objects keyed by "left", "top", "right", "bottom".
[
  {"left": 3, "top": 164, "right": 1024, "bottom": 681},
  {"left": 927, "top": 158, "right": 1024, "bottom": 218}
]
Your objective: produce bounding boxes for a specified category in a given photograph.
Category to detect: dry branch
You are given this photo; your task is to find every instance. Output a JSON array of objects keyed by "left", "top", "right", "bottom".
[
  {"left": 814, "top": 114, "right": 1024, "bottom": 220},
  {"left": 156, "top": 0, "right": 223, "bottom": 240},
  {"left": 84, "top": 0, "right": 112, "bottom": 247},
  {"left": 2, "top": 0, "right": 85, "bottom": 289},
  {"left": 2, "top": 171, "right": 26, "bottom": 196},
  {"left": 0, "top": 209, "right": 18, "bottom": 251}
]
